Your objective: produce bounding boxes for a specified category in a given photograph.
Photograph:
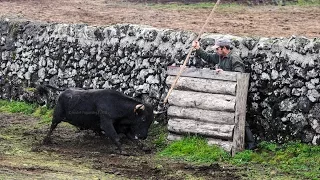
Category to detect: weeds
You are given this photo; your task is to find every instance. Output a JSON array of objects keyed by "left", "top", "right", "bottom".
[{"left": 159, "top": 137, "right": 320, "bottom": 179}]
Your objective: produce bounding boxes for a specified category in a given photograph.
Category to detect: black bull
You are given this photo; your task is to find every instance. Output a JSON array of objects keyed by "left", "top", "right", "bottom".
[{"left": 38, "top": 85, "right": 154, "bottom": 152}]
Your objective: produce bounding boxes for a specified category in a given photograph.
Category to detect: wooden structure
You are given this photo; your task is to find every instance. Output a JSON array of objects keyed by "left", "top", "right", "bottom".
[{"left": 166, "top": 66, "right": 250, "bottom": 156}]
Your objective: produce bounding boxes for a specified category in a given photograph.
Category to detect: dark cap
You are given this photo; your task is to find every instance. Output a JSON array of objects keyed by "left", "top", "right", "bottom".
[{"left": 212, "top": 38, "right": 231, "bottom": 49}]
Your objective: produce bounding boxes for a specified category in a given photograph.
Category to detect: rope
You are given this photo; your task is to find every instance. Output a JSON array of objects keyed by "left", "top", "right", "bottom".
[{"left": 163, "top": 0, "right": 222, "bottom": 104}]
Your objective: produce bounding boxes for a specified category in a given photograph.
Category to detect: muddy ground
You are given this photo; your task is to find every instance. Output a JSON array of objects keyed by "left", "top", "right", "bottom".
[
  {"left": 0, "top": 0, "right": 319, "bottom": 38},
  {"left": 0, "top": 113, "right": 242, "bottom": 179}
]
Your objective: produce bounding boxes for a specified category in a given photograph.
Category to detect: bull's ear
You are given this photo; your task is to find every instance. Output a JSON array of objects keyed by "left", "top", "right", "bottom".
[{"left": 134, "top": 104, "right": 145, "bottom": 114}]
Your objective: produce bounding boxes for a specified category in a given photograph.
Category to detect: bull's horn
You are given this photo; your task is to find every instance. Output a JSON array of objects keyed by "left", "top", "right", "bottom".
[{"left": 134, "top": 104, "right": 145, "bottom": 113}]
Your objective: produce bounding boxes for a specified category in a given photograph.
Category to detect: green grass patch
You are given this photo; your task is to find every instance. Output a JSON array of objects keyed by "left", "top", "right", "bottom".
[
  {"left": 159, "top": 136, "right": 230, "bottom": 163},
  {"left": 160, "top": 137, "right": 320, "bottom": 179},
  {"left": 33, "top": 105, "right": 54, "bottom": 124},
  {"left": 0, "top": 99, "right": 53, "bottom": 123},
  {"left": 0, "top": 100, "right": 36, "bottom": 114},
  {"left": 231, "top": 141, "right": 320, "bottom": 179}
]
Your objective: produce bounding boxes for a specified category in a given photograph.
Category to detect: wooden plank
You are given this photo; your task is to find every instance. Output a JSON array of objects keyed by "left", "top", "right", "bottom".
[
  {"left": 232, "top": 73, "right": 250, "bottom": 156},
  {"left": 207, "top": 139, "right": 232, "bottom": 152},
  {"left": 168, "top": 90, "right": 235, "bottom": 112},
  {"left": 166, "top": 76, "right": 236, "bottom": 95},
  {"left": 167, "top": 66, "right": 240, "bottom": 82},
  {"left": 168, "top": 118, "right": 234, "bottom": 140},
  {"left": 167, "top": 106, "right": 234, "bottom": 125},
  {"left": 167, "top": 133, "right": 233, "bottom": 152}
]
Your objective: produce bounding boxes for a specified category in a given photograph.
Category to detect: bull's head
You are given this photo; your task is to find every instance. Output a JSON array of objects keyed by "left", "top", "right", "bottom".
[{"left": 131, "top": 104, "right": 154, "bottom": 140}]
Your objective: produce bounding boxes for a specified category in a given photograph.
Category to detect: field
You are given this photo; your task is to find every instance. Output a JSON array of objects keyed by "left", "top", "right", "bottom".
[{"left": 0, "top": 0, "right": 319, "bottom": 38}]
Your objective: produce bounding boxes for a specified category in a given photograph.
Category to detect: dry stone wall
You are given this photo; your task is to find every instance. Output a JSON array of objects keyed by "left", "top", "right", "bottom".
[
  {"left": 0, "top": 18, "right": 319, "bottom": 145},
  {"left": 0, "top": 18, "right": 196, "bottom": 110}
]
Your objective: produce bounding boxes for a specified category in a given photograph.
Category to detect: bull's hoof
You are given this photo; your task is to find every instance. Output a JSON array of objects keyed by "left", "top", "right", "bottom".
[
  {"left": 42, "top": 137, "right": 52, "bottom": 144},
  {"left": 142, "top": 146, "right": 152, "bottom": 154},
  {"left": 119, "top": 150, "right": 131, "bottom": 156}
]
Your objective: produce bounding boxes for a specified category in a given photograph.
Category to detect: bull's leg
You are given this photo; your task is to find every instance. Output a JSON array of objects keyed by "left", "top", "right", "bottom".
[
  {"left": 99, "top": 117, "right": 122, "bottom": 153},
  {"left": 43, "top": 122, "right": 59, "bottom": 144},
  {"left": 43, "top": 104, "right": 63, "bottom": 144}
]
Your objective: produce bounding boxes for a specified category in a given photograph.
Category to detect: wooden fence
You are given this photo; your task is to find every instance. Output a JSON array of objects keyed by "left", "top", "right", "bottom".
[{"left": 166, "top": 66, "right": 250, "bottom": 156}]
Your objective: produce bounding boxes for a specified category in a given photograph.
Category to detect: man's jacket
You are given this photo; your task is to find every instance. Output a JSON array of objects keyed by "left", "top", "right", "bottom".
[{"left": 195, "top": 48, "right": 245, "bottom": 72}]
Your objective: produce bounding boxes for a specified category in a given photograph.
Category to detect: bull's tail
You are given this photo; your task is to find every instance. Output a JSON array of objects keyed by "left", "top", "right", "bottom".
[
  {"left": 44, "top": 84, "right": 66, "bottom": 91},
  {"left": 36, "top": 84, "right": 66, "bottom": 96}
]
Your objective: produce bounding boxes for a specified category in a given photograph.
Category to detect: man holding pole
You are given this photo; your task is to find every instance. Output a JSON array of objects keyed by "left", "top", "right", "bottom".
[
  {"left": 192, "top": 38, "right": 257, "bottom": 150},
  {"left": 192, "top": 38, "right": 244, "bottom": 73}
]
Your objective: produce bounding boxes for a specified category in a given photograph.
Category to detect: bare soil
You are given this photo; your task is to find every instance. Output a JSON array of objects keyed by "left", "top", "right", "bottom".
[
  {"left": 0, "top": 113, "right": 241, "bottom": 179},
  {"left": 0, "top": 0, "right": 319, "bottom": 38}
]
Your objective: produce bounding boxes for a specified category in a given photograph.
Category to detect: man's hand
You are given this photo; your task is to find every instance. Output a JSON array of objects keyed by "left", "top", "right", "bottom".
[
  {"left": 192, "top": 40, "right": 200, "bottom": 50},
  {"left": 215, "top": 69, "right": 224, "bottom": 73}
]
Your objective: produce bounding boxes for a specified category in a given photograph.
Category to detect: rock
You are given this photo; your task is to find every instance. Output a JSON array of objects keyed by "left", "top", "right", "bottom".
[
  {"left": 297, "top": 96, "right": 311, "bottom": 113},
  {"left": 261, "top": 72, "right": 270, "bottom": 80},
  {"left": 146, "top": 75, "right": 160, "bottom": 84},
  {"left": 48, "top": 68, "right": 57, "bottom": 75},
  {"left": 38, "top": 68, "right": 46, "bottom": 79},
  {"left": 310, "top": 119, "right": 320, "bottom": 134},
  {"left": 312, "top": 135, "right": 320, "bottom": 145},
  {"left": 307, "top": 89, "right": 320, "bottom": 102},
  {"left": 279, "top": 98, "right": 297, "bottom": 112},
  {"left": 271, "top": 70, "right": 279, "bottom": 80}
]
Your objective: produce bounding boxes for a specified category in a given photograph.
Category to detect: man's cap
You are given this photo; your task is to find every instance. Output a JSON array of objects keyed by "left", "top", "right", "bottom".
[{"left": 212, "top": 38, "right": 231, "bottom": 49}]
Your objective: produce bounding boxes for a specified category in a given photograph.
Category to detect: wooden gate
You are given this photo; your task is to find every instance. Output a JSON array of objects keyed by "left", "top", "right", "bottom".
[{"left": 166, "top": 66, "right": 250, "bottom": 156}]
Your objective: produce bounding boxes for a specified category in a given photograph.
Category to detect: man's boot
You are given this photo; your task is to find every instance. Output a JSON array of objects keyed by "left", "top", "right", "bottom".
[{"left": 245, "top": 122, "right": 257, "bottom": 150}]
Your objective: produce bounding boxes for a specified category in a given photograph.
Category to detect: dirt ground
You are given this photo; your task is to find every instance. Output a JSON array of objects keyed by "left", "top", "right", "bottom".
[
  {"left": 0, "top": 0, "right": 319, "bottom": 38},
  {"left": 0, "top": 113, "right": 241, "bottom": 179}
]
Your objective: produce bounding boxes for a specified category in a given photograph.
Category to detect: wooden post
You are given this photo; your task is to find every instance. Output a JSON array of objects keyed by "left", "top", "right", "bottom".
[{"left": 232, "top": 73, "right": 250, "bottom": 156}]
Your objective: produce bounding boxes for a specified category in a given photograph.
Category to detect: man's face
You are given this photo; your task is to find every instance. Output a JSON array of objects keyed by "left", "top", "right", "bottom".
[
  {"left": 214, "top": 46, "right": 224, "bottom": 55},
  {"left": 214, "top": 46, "right": 228, "bottom": 56}
]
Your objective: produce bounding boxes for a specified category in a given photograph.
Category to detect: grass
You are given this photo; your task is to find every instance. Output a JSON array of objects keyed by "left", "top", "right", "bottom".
[
  {"left": 159, "top": 136, "right": 230, "bottom": 163},
  {"left": 0, "top": 99, "right": 53, "bottom": 123},
  {"left": 149, "top": 122, "right": 169, "bottom": 151},
  {"left": 0, "top": 100, "right": 36, "bottom": 114},
  {"left": 159, "top": 137, "right": 320, "bottom": 179},
  {"left": 33, "top": 105, "right": 54, "bottom": 123}
]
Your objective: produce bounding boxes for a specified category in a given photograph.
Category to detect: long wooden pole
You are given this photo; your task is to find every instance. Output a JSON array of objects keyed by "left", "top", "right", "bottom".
[{"left": 163, "top": 0, "right": 222, "bottom": 104}]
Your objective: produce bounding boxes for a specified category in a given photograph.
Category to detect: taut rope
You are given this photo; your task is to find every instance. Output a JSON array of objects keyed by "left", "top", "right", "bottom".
[{"left": 163, "top": 0, "right": 222, "bottom": 104}]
